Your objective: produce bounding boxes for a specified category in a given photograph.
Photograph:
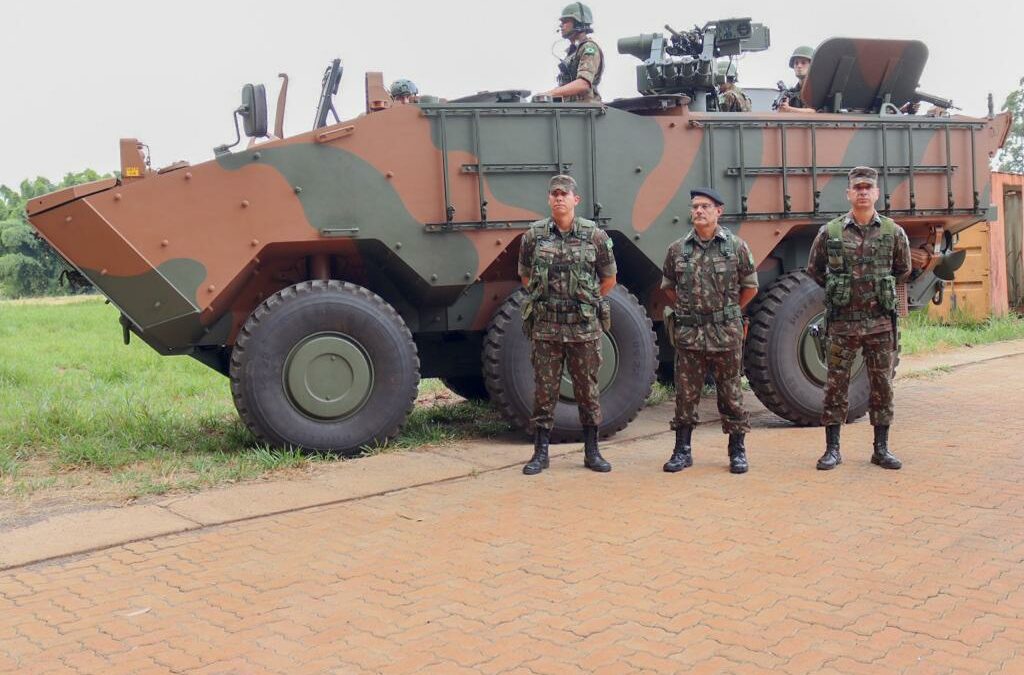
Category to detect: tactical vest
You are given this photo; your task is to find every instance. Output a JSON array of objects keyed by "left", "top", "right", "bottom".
[
  {"left": 823, "top": 216, "right": 898, "bottom": 319},
  {"left": 672, "top": 230, "right": 742, "bottom": 326},
  {"left": 558, "top": 38, "right": 604, "bottom": 90},
  {"left": 526, "top": 218, "right": 602, "bottom": 325}
]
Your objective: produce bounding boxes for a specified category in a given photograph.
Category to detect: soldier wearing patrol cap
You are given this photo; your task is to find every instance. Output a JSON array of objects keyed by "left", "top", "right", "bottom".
[
  {"left": 518, "top": 174, "right": 617, "bottom": 475},
  {"left": 807, "top": 166, "right": 912, "bottom": 470},
  {"left": 538, "top": 3, "right": 604, "bottom": 103},
  {"left": 661, "top": 187, "right": 759, "bottom": 474},
  {"left": 779, "top": 45, "right": 816, "bottom": 113}
]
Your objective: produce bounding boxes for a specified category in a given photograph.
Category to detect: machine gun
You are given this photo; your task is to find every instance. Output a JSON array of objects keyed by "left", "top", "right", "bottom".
[
  {"left": 618, "top": 17, "right": 770, "bottom": 111},
  {"left": 313, "top": 58, "right": 344, "bottom": 129},
  {"left": 771, "top": 80, "right": 790, "bottom": 110}
]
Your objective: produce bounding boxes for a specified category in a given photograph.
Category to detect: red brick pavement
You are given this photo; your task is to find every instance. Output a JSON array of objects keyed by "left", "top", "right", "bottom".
[{"left": 2, "top": 356, "right": 1023, "bottom": 674}]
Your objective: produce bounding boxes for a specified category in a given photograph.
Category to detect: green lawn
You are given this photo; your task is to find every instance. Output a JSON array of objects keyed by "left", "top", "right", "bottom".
[
  {"left": 2, "top": 297, "right": 1022, "bottom": 503},
  {"left": 0, "top": 297, "right": 510, "bottom": 502}
]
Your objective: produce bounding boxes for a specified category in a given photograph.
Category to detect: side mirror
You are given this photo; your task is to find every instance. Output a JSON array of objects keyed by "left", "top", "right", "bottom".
[{"left": 240, "top": 84, "right": 268, "bottom": 138}]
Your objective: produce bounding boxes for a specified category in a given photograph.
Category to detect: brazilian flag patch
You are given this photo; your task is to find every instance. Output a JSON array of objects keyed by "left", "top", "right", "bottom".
[{"left": 582, "top": 45, "right": 597, "bottom": 55}]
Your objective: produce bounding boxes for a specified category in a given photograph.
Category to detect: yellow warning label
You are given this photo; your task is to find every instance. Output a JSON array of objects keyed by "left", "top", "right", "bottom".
[{"left": 125, "top": 167, "right": 141, "bottom": 177}]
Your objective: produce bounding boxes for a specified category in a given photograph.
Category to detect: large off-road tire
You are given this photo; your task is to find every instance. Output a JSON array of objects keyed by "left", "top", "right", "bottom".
[
  {"left": 230, "top": 280, "right": 419, "bottom": 454},
  {"left": 441, "top": 376, "right": 490, "bottom": 401},
  {"left": 483, "top": 286, "right": 657, "bottom": 442},
  {"left": 744, "top": 271, "right": 869, "bottom": 426}
]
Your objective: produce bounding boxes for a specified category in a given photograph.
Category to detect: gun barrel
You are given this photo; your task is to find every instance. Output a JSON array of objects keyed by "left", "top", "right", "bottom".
[{"left": 914, "top": 89, "right": 953, "bottom": 109}]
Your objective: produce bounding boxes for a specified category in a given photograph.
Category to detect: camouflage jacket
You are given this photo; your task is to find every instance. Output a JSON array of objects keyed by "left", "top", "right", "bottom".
[
  {"left": 559, "top": 37, "right": 603, "bottom": 102},
  {"left": 719, "top": 86, "right": 752, "bottom": 112},
  {"left": 661, "top": 226, "right": 758, "bottom": 352},
  {"left": 518, "top": 216, "right": 616, "bottom": 342},
  {"left": 785, "top": 82, "right": 808, "bottom": 109},
  {"left": 807, "top": 211, "right": 912, "bottom": 336}
]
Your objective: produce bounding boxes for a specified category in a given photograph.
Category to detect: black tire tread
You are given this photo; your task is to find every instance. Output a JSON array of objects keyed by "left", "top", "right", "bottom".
[{"left": 229, "top": 280, "right": 419, "bottom": 452}]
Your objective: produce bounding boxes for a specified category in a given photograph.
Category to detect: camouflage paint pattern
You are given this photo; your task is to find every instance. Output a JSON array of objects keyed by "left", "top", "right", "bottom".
[
  {"left": 822, "top": 332, "right": 895, "bottom": 426},
  {"left": 531, "top": 338, "right": 602, "bottom": 430},
  {"left": 23, "top": 39, "right": 1011, "bottom": 369},
  {"left": 672, "top": 347, "right": 748, "bottom": 434}
]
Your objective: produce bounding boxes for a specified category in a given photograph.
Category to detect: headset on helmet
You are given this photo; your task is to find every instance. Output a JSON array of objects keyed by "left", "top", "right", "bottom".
[{"left": 559, "top": 2, "right": 593, "bottom": 33}]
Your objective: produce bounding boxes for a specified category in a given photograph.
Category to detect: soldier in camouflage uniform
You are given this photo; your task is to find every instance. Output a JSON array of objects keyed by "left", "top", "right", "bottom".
[
  {"left": 717, "top": 61, "right": 752, "bottom": 112},
  {"left": 779, "top": 45, "right": 816, "bottom": 113},
  {"left": 518, "top": 175, "right": 617, "bottom": 475},
  {"left": 661, "top": 188, "right": 759, "bottom": 474},
  {"left": 807, "top": 166, "right": 912, "bottom": 470},
  {"left": 538, "top": 3, "right": 603, "bottom": 103},
  {"left": 389, "top": 79, "right": 419, "bottom": 105}
]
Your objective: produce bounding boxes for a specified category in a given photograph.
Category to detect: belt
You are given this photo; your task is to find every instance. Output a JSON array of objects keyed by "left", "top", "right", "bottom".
[
  {"left": 674, "top": 304, "right": 741, "bottom": 327},
  {"left": 831, "top": 310, "right": 889, "bottom": 321}
]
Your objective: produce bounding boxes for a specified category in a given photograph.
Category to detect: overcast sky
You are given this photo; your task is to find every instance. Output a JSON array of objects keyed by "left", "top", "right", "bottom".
[{"left": 2, "top": 0, "right": 1022, "bottom": 189}]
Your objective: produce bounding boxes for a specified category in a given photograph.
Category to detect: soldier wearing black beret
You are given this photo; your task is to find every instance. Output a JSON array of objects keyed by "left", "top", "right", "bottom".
[{"left": 660, "top": 188, "right": 759, "bottom": 474}]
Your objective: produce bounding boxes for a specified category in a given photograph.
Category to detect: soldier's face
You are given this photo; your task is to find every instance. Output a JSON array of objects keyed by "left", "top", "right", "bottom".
[
  {"left": 690, "top": 198, "right": 722, "bottom": 227},
  {"left": 792, "top": 57, "right": 811, "bottom": 79},
  {"left": 559, "top": 18, "right": 576, "bottom": 38},
  {"left": 549, "top": 188, "right": 580, "bottom": 215},
  {"left": 847, "top": 182, "right": 879, "bottom": 208}
]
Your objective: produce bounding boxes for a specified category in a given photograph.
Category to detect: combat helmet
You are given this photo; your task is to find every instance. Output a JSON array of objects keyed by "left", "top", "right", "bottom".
[
  {"left": 560, "top": 2, "right": 594, "bottom": 32},
  {"left": 389, "top": 79, "right": 419, "bottom": 98},
  {"left": 789, "top": 45, "right": 815, "bottom": 68}
]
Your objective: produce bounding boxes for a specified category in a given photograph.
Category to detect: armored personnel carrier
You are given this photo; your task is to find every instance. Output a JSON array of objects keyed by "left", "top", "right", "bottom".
[{"left": 25, "top": 18, "right": 1010, "bottom": 452}]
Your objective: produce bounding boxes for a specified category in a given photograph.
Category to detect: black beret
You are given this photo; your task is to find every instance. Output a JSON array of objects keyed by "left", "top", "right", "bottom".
[{"left": 689, "top": 187, "right": 725, "bottom": 206}]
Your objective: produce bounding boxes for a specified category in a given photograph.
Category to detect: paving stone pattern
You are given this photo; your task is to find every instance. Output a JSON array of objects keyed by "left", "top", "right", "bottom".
[{"left": 2, "top": 356, "right": 1023, "bottom": 674}]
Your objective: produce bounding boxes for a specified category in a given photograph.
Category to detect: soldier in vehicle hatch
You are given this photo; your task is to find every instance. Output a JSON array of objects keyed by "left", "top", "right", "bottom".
[
  {"left": 661, "top": 188, "right": 759, "bottom": 475},
  {"left": 807, "top": 166, "right": 912, "bottom": 471},
  {"left": 518, "top": 175, "right": 617, "bottom": 475},
  {"left": 778, "top": 45, "right": 816, "bottom": 113},
  {"left": 717, "top": 61, "right": 752, "bottom": 112},
  {"left": 537, "top": 3, "right": 603, "bottom": 103},
  {"left": 389, "top": 79, "right": 419, "bottom": 105}
]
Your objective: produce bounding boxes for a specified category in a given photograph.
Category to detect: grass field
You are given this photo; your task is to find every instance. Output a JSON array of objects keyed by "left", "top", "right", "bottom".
[
  {"left": 0, "top": 297, "right": 511, "bottom": 504},
  {"left": 2, "top": 297, "right": 1022, "bottom": 505}
]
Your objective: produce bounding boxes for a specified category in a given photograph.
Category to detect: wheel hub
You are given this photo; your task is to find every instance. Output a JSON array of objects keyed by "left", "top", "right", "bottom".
[
  {"left": 799, "top": 312, "right": 865, "bottom": 386},
  {"left": 284, "top": 333, "right": 373, "bottom": 420},
  {"left": 559, "top": 332, "right": 618, "bottom": 401}
]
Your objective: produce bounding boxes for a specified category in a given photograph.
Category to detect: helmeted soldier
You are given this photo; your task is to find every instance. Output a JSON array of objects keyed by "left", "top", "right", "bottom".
[
  {"left": 807, "top": 166, "right": 912, "bottom": 470},
  {"left": 389, "top": 79, "right": 419, "bottom": 105},
  {"left": 517, "top": 174, "right": 617, "bottom": 475},
  {"left": 779, "top": 45, "right": 815, "bottom": 113},
  {"left": 717, "top": 61, "right": 752, "bottom": 112},
  {"left": 661, "top": 188, "right": 759, "bottom": 474},
  {"left": 538, "top": 3, "right": 604, "bottom": 103}
]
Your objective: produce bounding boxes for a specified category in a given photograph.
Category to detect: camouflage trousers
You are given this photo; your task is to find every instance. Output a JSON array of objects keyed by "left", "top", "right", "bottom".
[
  {"left": 672, "top": 347, "right": 749, "bottom": 434},
  {"left": 822, "top": 331, "right": 896, "bottom": 426},
  {"left": 531, "top": 338, "right": 602, "bottom": 430}
]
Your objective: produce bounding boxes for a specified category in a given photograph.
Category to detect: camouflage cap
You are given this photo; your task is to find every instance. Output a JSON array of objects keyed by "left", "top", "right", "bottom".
[
  {"left": 549, "top": 174, "right": 578, "bottom": 193},
  {"left": 690, "top": 186, "right": 725, "bottom": 206},
  {"left": 848, "top": 166, "right": 878, "bottom": 187}
]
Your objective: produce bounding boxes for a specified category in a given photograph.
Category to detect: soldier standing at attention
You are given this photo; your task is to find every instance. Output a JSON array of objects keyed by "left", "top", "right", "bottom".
[
  {"left": 662, "top": 188, "right": 759, "bottom": 474},
  {"left": 717, "top": 61, "right": 752, "bottom": 112},
  {"left": 518, "top": 175, "right": 617, "bottom": 475},
  {"left": 538, "top": 3, "right": 603, "bottom": 103},
  {"left": 779, "top": 45, "right": 816, "bottom": 113},
  {"left": 807, "top": 166, "right": 911, "bottom": 470}
]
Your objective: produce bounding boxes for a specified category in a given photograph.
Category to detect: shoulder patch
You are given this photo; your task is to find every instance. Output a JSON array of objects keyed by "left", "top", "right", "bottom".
[
  {"left": 582, "top": 45, "right": 597, "bottom": 55},
  {"left": 605, "top": 238, "right": 613, "bottom": 250}
]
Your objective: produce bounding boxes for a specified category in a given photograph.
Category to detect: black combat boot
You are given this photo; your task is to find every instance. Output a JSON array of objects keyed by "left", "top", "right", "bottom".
[
  {"left": 582, "top": 425, "right": 611, "bottom": 472},
  {"left": 870, "top": 425, "right": 902, "bottom": 470},
  {"left": 523, "top": 428, "right": 550, "bottom": 475},
  {"left": 727, "top": 433, "right": 748, "bottom": 474},
  {"left": 663, "top": 426, "right": 693, "bottom": 472},
  {"left": 816, "top": 424, "right": 842, "bottom": 470}
]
